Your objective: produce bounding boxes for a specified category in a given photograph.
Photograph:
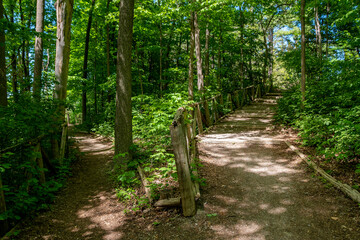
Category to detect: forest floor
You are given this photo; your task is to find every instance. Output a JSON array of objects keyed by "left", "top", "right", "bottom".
[{"left": 14, "top": 95, "right": 360, "bottom": 240}]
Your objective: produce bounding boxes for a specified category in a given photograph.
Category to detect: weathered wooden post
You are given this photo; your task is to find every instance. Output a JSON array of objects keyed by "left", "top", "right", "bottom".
[
  {"left": 0, "top": 173, "right": 8, "bottom": 236},
  {"left": 240, "top": 89, "right": 245, "bottom": 107},
  {"left": 169, "top": 108, "right": 196, "bottom": 216},
  {"left": 36, "top": 143, "right": 46, "bottom": 184},
  {"left": 212, "top": 98, "right": 218, "bottom": 122},
  {"left": 203, "top": 100, "right": 211, "bottom": 127},
  {"left": 234, "top": 91, "right": 240, "bottom": 108},
  {"left": 59, "top": 123, "right": 68, "bottom": 165},
  {"left": 227, "top": 93, "right": 233, "bottom": 111},
  {"left": 195, "top": 104, "right": 203, "bottom": 134}
]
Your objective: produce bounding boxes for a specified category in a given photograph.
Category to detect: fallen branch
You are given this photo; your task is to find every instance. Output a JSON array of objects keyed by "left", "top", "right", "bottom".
[
  {"left": 137, "top": 166, "right": 152, "bottom": 203},
  {"left": 154, "top": 197, "right": 181, "bottom": 208},
  {"left": 285, "top": 141, "right": 360, "bottom": 203}
]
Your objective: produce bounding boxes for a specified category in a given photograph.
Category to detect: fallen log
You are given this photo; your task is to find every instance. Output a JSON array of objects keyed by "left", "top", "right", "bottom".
[
  {"left": 285, "top": 141, "right": 360, "bottom": 203},
  {"left": 154, "top": 198, "right": 181, "bottom": 208}
]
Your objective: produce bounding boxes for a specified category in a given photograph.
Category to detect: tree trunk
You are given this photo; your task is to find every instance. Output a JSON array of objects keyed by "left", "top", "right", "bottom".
[
  {"left": 205, "top": 24, "right": 210, "bottom": 87},
  {"left": 0, "top": 0, "right": 6, "bottom": 107},
  {"left": 82, "top": 0, "right": 96, "bottom": 123},
  {"left": 54, "top": 0, "right": 74, "bottom": 120},
  {"left": 114, "top": 0, "right": 135, "bottom": 166},
  {"left": 314, "top": 0, "right": 322, "bottom": 63},
  {"left": 188, "top": 12, "right": 195, "bottom": 100},
  {"left": 193, "top": 6, "right": 204, "bottom": 95},
  {"left": 326, "top": 1, "right": 330, "bottom": 57},
  {"left": 217, "top": 26, "right": 222, "bottom": 90},
  {"left": 240, "top": 11, "right": 244, "bottom": 88},
  {"left": 262, "top": 32, "right": 268, "bottom": 90},
  {"left": 300, "top": 0, "right": 306, "bottom": 108},
  {"left": 9, "top": 3, "right": 18, "bottom": 102},
  {"left": 33, "top": 0, "right": 45, "bottom": 100},
  {"left": 268, "top": 28, "right": 274, "bottom": 91}
]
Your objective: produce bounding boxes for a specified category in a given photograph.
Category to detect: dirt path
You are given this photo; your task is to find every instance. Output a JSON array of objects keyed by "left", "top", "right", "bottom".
[
  {"left": 197, "top": 94, "right": 360, "bottom": 239},
  {"left": 15, "top": 95, "right": 360, "bottom": 240}
]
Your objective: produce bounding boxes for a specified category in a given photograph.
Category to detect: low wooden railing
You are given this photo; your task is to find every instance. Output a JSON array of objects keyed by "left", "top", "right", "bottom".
[
  {"left": 169, "top": 84, "right": 261, "bottom": 216},
  {"left": 0, "top": 123, "right": 68, "bottom": 236}
]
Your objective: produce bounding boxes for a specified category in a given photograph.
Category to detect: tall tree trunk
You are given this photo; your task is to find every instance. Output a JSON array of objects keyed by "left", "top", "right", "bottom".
[
  {"left": 54, "top": 0, "right": 74, "bottom": 119},
  {"left": 300, "top": 0, "right": 306, "bottom": 108},
  {"left": 106, "top": 0, "right": 111, "bottom": 77},
  {"left": 158, "top": 0, "right": 163, "bottom": 97},
  {"left": 262, "top": 32, "right": 268, "bottom": 91},
  {"left": 205, "top": 24, "right": 210, "bottom": 87},
  {"left": 193, "top": 4, "right": 204, "bottom": 95},
  {"left": 115, "top": 0, "right": 135, "bottom": 166},
  {"left": 33, "top": 0, "right": 45, "bottom": 100},
  {"left": 82, "top": 0, "right": 96, "bottom": 124},
  {"left": 0, "top": 0, "right": 6, "bottom": 107},
  {"left": 326, "top": 1, "right": 330, "bottom": 57},
  {"left": 188, "top": 12, "right": 195, "bottom": 100},
  {"left": 268, "top": 28, "right": 274, "bottom": 91},
  {"left": 239, "top": 11, "right": 244, "bottom": 88},
  {"left": 217, "top": 26, "right": 222, "bottom": 90},
  {"left": 10, "top": 3, "right": 18, "bottom": 101},
  {"left": 314, "top": 0, "right": 322, "bottom": 63}
]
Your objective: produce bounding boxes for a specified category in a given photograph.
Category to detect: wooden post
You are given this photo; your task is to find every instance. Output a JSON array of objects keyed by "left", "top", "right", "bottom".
[
  {"left": 234, "top": 91, "right": 240, "bottom": 108},
  {"left": 252, "top": 86, "right": 255, "bottom": 100},
  {"left": 240, "top": 89, "right": 245, "bottom": 106},
  {"left": 170, "top": 109, "right": 196, "bottom": 216},
  {"left": 203, "top": 100, "right": 211, "bottom": 127},
  {"left": 219, "top": 94, "right": 224, "bottom": 105},
  {"left": 0, "top": 174, "right": 9, "bottom": 236},
  {"left": 212, "top": 99, "right": 218, "bottom": 122},
  {"left": 195, "top": 104, "right": 203, "bottom": 134},
  {"left": 59, "top": 124, "right": 68, "bottom": 165},
  {"left": 247, "top": 88, "right": 253, "bottom": 102},
  {"left": 227, "top": 93, "right": 233, "bottom": 111},
  {"left": 35, "top": 143, "right": 46, "bottom": 184}
]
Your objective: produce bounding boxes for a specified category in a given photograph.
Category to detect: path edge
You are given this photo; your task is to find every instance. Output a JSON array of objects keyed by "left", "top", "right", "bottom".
[{"left": 285, "top": 141, "right": 360, "bottom": 203}]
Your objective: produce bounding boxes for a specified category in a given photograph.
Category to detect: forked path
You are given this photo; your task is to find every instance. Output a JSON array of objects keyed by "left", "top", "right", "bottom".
[
  {"left": 14, "top": 95, "right": 360, "bottom": 240},
  {"left": 197, "top": 94, "right": 360, "bottom": 239}
]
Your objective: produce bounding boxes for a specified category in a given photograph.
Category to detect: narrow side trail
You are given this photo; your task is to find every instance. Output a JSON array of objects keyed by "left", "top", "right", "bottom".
[
  {"left": 15, "top": 133, "right": 128, "bottom": 240},
  {"left": 197, "top": 94, "right": 360, "bottom": 240}
]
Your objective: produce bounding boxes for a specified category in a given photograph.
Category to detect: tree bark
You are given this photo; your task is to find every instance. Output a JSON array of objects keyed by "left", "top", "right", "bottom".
[
  {"left": 9, "top": 3, "right": 18, "bottom": 101},
  {"left": 268, "top": 28, "right": 274, "bottom": 91},
  {"left": 114, "top": 0, "right": 135, "bottom": 166},
  {"left": 54, "top": 0, "right": 74, "bottom": 120},
  {"left": 0, "top": 0, "right": 6, "bottom": 107},
  {"left": 205, "top": 24, "right": 210, "bottom": 86},
  {"left": 188, "top": 12, "right": 195, "bottom": 100},
  {"left": 314, "top": 0, "right": 322, "bottom": 63},
  {"left": 326, "top": 1, "right": 330, "bottom": 57},
  {"left": 239, "top": 11, "right": 244, "bottom": 88},
  {"left": 193, "top": 6, "right": 204, "bottom": 95},
  {"left": 82, "top": 0, "right": 96, "bottom": 123},
  {"left": 300, "top": 0, "right": 306, "bottom": 108},
  {"left": 33, "top": 0, "right": 45, "bottom": 100}
]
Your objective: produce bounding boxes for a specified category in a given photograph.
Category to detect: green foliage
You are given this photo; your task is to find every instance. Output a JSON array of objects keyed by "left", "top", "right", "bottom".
[{"left": 276, "top": 58, "right": 360, "bottom": 174}]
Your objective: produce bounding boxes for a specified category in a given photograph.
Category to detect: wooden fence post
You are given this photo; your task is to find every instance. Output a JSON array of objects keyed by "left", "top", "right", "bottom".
[
  {"left": 227, "top": 93, "right": 233, "bottom": 111},
  {"left": 219, "top": 94, "right": 224, "bottom": 105},
  {"left": 0, "top": 173, "right": 9, "bottom": 236},
  {"left": 234, "top": 91, "right": 240, "bottom": 108},
  {"left": 195, "top": 104, "right": 203, "bottom": 134},
  {"left": 241, "top": 89, "right": 245, "bottom": 106},
  {"left": 212, "top": 99, "right": 218, "bottom": 122},
  {"left": 170, "top": 109, "right": 196, "bottom": 217},
  {"left": 36, "top": 143, "right": 46, "bottom": 184},
  {"left": 59, "top": 124, "right": 68, "bottom": 165},
  {"left": 203, "top": 100, "right": 211, "bottom": 127}
]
